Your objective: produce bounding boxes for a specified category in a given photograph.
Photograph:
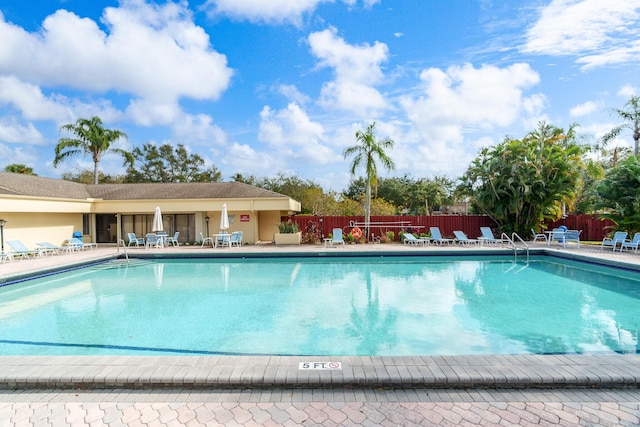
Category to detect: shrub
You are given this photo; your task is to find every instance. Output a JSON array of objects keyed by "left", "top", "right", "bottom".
[{"left": 278, "top": 220, "right": 299, "bottom": 233}]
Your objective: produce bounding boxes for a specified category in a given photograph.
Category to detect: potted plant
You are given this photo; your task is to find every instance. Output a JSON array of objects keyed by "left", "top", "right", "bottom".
[{"left": 274, "top": 220, "right": 302, "bottom": 245}]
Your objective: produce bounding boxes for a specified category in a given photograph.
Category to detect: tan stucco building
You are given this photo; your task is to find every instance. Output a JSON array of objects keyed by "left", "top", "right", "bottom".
[{"left": 0, "top": 172, "right": 301, "bottom": 248}]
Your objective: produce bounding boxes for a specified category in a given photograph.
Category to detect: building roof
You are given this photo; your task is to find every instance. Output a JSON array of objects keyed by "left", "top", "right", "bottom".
[{"left": 0, "top": 172, "right": 289, "bottom": 200}]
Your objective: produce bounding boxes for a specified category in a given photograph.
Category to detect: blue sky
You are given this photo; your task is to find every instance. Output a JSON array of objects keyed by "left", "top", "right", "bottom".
[{"left": 1, "top": 0, "right": 639, "bottom": 191}]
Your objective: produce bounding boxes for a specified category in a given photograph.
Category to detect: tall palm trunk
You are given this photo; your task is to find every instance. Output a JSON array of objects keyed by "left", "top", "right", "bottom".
[{"left": 365, "top": 182, "right": 372, "bottom": 240}]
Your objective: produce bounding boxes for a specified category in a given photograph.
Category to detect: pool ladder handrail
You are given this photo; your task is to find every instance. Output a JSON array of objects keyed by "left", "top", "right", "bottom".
[
  {"left": 500, "top": 232, "right": 529, "bottom": 261},
  {"left": 118, "top": 239, "right": 130, "bottom": 263}
]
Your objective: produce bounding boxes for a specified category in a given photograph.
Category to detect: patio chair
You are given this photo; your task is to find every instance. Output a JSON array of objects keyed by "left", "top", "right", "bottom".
[
  {"left": 549, "top": 228, "right": 567, "bottom": 247},
  {"left": 600, "top": 231, "right": 628, "bottom": 251},
  {"left": 36, "top": 242, "right": 74, "bottom": 255},
  {"left": 7, "top": 240, "right": 46, "bottom": 259},
  {"left": 429, "top": 227, "right": 454, "bottom": 245},
  {"left": 145, "top": 233, "right": 162, "bottom": 249},
  {"left": 403, "top": 233, "right": 428, "bottom": 245},
  {"left": 127, "top": 233, "right": 145, "bottom": 247},
  {"left": 165, "top": 232, "right": 180, "bottom": 247},
  {"left": 453, "top": 230, "right": 479, "bottom": 245},
  {"left": 330, "top": 228, "right": 345, "bottom": 246},
  {"left": 66, "top": 237, "right": 97, "bottom": 250},
  {"left": 620, "top": 232, "right": 640, "bottom": 253},
  {"left": 563, "top": 230, "right": 582, "bottom": 248},
  {"left": 0, "top": 252, "right": 13, "bottom": 263},
  {"left": 200, "top": 232, "right": 213, "bottom": 248},
  {"left": 531, "top": 228, "right": 548, "bottom": 244},
  {"left": 217, "top": 232, "right": 231, "bottom": 248},
  {"left": 229, "top": 231, "right": 243, "bottom": 247},
  {"left": 479, "top": 227, "right": 502, "bottom": 245}
]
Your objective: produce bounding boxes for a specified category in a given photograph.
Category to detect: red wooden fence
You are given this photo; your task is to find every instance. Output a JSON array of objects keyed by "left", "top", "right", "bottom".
[{"left": 282, "top": 214, "right": 615, "bottom": 242}]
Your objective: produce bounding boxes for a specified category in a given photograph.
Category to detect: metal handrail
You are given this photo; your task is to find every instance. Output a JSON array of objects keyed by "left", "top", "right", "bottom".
[
  {"left": 501, "top": 232, "right": 530, "bottom": 261},
  {"left": 118, "top": 239, "right": 129, "bottom": 263}
]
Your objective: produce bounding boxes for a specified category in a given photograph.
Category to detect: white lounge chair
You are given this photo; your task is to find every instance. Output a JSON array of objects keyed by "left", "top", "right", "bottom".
[
  {"left": 600, "top": 231, "right": 627, "bottom": 251},
  {"left": 429, "top": 227, "right": 454, "bottom": 245},
  {"left": 403, "top": 233, "right": 428, "bottom": 245},
  {"left": 453, "top": 230, "right": 479, "bottom": 245},
  {"left": 479, "top": 227, "right": 502, "bottom": 245},
  {"left": 620, "top": 232, "right": 640, "bottom": 253},
  {"left": 330, "top": 228, "right": 345, "bottom": 246},
  {"left": 36, "top": 242, "right": 74, "bottom": 255},
  {"left": 66, "top": 237, "right": 97, "bottom": 250},
  {"left": 7, "top": 240, "right": 45, "bottom": 259}
]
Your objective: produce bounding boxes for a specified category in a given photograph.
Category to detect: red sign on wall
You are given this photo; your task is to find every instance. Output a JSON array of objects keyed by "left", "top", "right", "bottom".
[{"left": 240, "top": 214, "right": 250, "bottom": 222}]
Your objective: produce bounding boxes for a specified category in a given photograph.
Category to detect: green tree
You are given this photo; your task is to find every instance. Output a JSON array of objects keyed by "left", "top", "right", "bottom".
[
  {"left": 62, "top": 169, "right": 125, "bottom": 184},
  {"left": 602, "top": 95, "right": 640, "bottom": 157},
  {"left": 55, "top": 116, "right": 132, "bottom": 185},
  {"left": 596, "top": 156, "right": 640, "bottom": 234},
  {"left": 343, "top": 122, "right": 395, "bottom": 240},
  {"left": 125, "top": 143, "right": 222, "bottom": 183},
  {"left": 458, "top": 122, "right": 584, "bottom": 235},
  {"left": 4, "top": 164, "right": 36, "bottom": 175}
]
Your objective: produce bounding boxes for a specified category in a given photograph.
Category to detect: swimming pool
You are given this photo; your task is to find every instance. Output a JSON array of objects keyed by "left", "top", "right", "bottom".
[{"left": 0, "top": 255, "right": 638, "bottom": 356}]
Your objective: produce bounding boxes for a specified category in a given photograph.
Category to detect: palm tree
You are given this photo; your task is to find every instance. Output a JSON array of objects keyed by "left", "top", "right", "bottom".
[
  {"left": 343, "top": 122, "right": 395, "bottom": 241},
  {"left": 602, "top": 95, "right": 640, "bottom": 157},
  {"left": 54, "top": 116, "right": 132, "bottom": 184}
]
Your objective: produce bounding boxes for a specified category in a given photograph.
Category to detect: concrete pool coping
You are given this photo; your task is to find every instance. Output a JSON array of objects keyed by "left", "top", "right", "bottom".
[{"left": 1, "top": 242, "right": 639, "bottom": 391}]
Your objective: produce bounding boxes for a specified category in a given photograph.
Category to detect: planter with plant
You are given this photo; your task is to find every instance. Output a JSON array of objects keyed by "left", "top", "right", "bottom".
[{"left": 274, "top": 220, "right": 302, "bottom": 244}]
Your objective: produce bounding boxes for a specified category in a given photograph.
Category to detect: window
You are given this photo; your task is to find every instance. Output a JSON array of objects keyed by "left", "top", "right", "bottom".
[{"left": 82, "top": 214, "right": 91, "bottom": 235}]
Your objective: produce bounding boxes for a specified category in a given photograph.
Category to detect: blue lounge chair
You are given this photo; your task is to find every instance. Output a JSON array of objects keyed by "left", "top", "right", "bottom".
[
  {"left": 36, "top": 242, "right": 74, "bottom": 255},
  {"left": 453, "top": 230, "right": 479, "bottom": 245},
  {"left": 600, "top": 231, "right": 627, "bottom": 251},
  {"left": 429, "top": 227, "right": 454, "bottom": 245},
  {"left": 66, "top": 237, "right": 97, "bottom": 250},
  {"left": 7, "top": 240, "right": 45, "bottom": 259},
  {"left": 127, "top": 233, "right": 145, "bottom": 247},
  {"left": 620, "top": 232, "right": 640, "bottom": 253},
  {"left": 403, "top": 233, "right": 428, "bottom": 245},
  {"left": 479, "top": 227, "right": 502, "bottom": 245},
  {"left": 330, "top": 228, "right": 345, "bottom": 246}
]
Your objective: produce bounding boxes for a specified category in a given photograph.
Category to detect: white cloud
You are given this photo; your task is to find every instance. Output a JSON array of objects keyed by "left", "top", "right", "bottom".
[
  {"left": 203, "top": 0, "right": 378, "bottom": 26},
  {"left": 0, "top": 116, "right": 45, "bottom": 144},
  {"left": 277, "top": 84, "right": 311, "bottom": 105},
  {"left": 0, "top": 1, "right": 233, "bottom": 125},
  {"left": 226, "top": 142, "right": 276, "bottom": 173},
  {"left": 522, "top": 0, "right": 640, "bottom": 70},
  {"left": 308, "top": 27, "right": 388, "bottom": 117},
  {"left": 569, "top": 100, "right": 598, "bottom": 117},
  {"left": 618, "top": 85, "right": 638, "bottom": 98},
  {"left": 398, "top": 62, "right": 542, "bottom": 175},
  {"left": 258, "top": 102, "right": 332, "bottom": 162}
]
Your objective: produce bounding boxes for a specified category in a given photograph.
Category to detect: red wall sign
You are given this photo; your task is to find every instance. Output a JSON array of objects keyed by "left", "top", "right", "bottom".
[{"left": 240, "top": 214, "right": 250, "bottom": 222}]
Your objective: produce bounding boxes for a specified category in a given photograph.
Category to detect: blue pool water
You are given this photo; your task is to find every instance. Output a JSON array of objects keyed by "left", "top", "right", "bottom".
[{"left": 0, "top": 256, "right": 638, "bottom": 356}]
